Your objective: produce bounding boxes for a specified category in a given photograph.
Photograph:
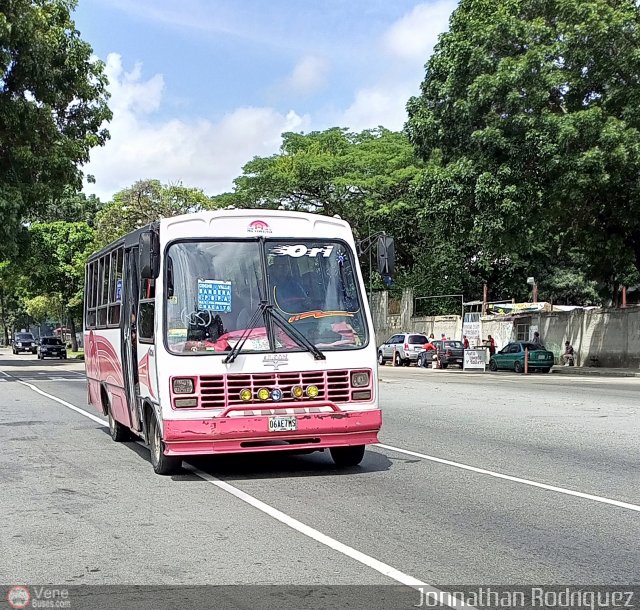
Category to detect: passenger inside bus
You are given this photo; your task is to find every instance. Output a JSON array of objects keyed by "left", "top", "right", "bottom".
[{"left": 269, "top": 256, "right": 309, "bottom": 314}]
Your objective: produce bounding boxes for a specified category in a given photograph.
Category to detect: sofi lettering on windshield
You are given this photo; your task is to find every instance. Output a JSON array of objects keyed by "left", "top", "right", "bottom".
[{"left": 270, "top": 244, "right": 334, "bottom": 258}]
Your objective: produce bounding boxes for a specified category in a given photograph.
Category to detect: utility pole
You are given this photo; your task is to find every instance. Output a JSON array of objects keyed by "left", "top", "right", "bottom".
[
  {"left": 527, "top": 277, "right": 537, "bottom": 303},
  {"left": 482, "top": 283, "right": 488, "bottom": 316}
]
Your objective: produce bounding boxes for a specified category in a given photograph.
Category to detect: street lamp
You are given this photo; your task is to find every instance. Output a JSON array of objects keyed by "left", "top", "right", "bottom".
[{"left": 357, "top": 230, "right": 395, "bottom": 299}]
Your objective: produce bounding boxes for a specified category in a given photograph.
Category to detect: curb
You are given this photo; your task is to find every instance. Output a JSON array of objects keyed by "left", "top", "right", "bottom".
[{"left": 550, "top": 368, "right": 640, "bottom": 378}]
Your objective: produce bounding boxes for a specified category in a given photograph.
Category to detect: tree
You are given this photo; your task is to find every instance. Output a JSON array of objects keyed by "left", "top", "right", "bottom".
[
  {"left": 94, "top": 180, "right": 216, "bottom": 248},
  {"left": 218, "top": 127, "right": 424, "bottom": 281},
  {"left": 0, "top": 260, "right": 24, "bottom": 344},
  {"left": 22, "top": 222, "right": 94, "bottom": 351},
  {"left": 406, "top": 0, "right": 640, "bottom": 302},
  {"left": 32, "top": 188, "right": 103, "bottom": 226},
  {"left": 0, "top": 0, "right": 111, "bottom": 257},
  {"left": 24, "top": 294, "right": 63, "bottom": 328}
]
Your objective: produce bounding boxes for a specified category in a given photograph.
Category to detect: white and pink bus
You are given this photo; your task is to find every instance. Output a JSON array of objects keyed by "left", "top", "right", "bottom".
[{"left": 84, "top": 209, "right": 385, "bottom": 474}]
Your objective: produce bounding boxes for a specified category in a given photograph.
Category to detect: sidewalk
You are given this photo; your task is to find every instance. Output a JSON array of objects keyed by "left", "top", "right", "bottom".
[{"left": 551, "top": 366, "right": 640, "bottom": 378}]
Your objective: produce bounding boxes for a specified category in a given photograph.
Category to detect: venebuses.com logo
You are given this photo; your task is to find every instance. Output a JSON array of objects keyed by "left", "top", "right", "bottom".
[
  {"left": 6, "top": 585, "right": 70, "bottom": 608},
  {"left": 7, "top": 586, "right": 30, "bottom": 609}
]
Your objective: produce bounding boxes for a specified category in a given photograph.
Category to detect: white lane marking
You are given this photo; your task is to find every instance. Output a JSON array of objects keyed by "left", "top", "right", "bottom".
[
  {"left": 2, "top": 369, "right": 473, "bottom": 610},
  {"left": 377, "top": 443, "right": 640, "bottom": 513},
  {"left": 1, "top": 370, "right": 105, "bottom": 426}
]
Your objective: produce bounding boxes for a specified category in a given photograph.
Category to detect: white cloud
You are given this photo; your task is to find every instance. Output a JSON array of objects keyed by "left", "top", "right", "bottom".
[
  {"left": 383, "top": 0, "right": 456, "bottom": 62},
  {"left": 337, "top": 0, "right": 456, "bottom": 132},
  {"left": 84, "top": 54, "right": 309, "bottom": 201},
  {"left": 282, "top": 55, "right": 329, "bottom": 96},
  {"left": 339, "top": 84, "right": 417, "bottom": 132}
]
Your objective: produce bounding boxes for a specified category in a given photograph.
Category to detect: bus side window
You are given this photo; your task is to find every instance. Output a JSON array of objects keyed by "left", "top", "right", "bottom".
[
  {"left": 138, "top": 301, "right": 155, "bottom": 343},
  {"left": 137, "top": 277, "right": 155, "bottom": 342}
]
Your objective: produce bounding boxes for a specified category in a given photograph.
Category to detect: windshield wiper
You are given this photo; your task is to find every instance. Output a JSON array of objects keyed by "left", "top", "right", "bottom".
[
  {"left": 223, "top": 302, "right": 267, "bottom": 364},
  {"left": 223, "top": 303, "right": 326, "bottom": 363},
  {"left": 266, "top": 304, "right": 326, "bottom": 361}
]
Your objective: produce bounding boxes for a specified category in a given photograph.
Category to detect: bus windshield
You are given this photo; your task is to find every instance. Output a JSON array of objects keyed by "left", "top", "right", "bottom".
[{"left": 165, "top": 239, "right": 367, "bottom": 354}]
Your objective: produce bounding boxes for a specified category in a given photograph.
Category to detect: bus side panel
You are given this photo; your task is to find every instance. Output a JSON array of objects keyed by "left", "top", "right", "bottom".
[{"left": 85, "top": 329, "right": 128, "bottom": 424}]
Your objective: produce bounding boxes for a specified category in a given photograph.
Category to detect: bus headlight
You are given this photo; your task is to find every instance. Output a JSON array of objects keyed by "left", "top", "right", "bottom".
[
  {"left": 291, "top": 385, "right": 304, "bottom": 399},
  {"left": 306, "top": 385, "right": 319, "bottom": 398},
  {"left": 257, "top": 388, "right": 270, "bottom": 401},
  {"left": 350, "top": 371, "right": 370, "bottom": 387},
  {"left": 239, "top": 388, "right": 252, "bottom": 402},
  {"left": 172, "top": 378, "right": 194, "bottom": 394}
]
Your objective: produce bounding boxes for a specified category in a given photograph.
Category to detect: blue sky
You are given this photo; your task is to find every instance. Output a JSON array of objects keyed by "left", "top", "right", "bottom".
[{"left": 73, "top": 0, "right": 457, "bottom": 200}]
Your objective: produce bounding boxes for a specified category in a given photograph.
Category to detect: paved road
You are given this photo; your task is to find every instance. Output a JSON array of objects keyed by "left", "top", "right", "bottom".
[{"left": 0, "top": 352, "right": 638, "bottom": 593}]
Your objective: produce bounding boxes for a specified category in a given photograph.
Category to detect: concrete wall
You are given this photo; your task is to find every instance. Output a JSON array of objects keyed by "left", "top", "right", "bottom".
[
  {"left": 370, "top": 288, "right": 462, "bottom": 344},
  {"left": 370, "top": 289, "right": 640, "bottom": 368}
]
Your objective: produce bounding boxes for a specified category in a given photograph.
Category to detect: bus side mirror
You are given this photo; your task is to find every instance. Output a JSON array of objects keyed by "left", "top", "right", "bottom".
[
  {"left": 377, "top": 235, "right": 395, "bottom": 277},
  {"left": 139, "top": 231, "right": 160, "bottom": 279}
]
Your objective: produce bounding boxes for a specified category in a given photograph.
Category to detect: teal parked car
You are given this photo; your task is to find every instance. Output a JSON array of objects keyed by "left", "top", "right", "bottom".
[{"left": 489, "top": 341, "right": 554, "bottom": 373}]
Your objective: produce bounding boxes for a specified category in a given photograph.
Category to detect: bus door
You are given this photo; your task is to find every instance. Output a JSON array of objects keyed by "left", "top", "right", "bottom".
[
  {"left": 122, "top": 246, "right": 143, "bottom": 434},
  {"left": 136, "top": 274, "right": 159, "bottom": 405}
]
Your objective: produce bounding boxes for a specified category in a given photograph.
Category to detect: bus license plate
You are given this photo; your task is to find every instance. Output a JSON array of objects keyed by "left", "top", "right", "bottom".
[{"left": 268, "top": 416, "right": 297, "bottom": 432}]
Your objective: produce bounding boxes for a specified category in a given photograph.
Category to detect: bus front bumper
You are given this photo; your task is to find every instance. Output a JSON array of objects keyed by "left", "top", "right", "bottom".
[{"left": 162, "top": 408, "right": 382, "bottom": 456}]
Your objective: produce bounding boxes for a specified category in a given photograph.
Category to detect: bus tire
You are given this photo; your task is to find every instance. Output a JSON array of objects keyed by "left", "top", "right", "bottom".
[
  {"left": 330, "top": 445, "right": 365, "bottom": 468},
  {"left": 149, "top": 416, "right": 182, "bottom": 476},
  {"left": 108, "top": 404, "right": 132, "bottom": 442}
]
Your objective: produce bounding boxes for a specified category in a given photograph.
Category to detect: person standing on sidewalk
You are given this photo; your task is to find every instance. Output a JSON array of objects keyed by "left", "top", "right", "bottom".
[
  {"left": 487, "top": 335, "right": 496, "bottom": 356},
  {"left": 562, "top": 341, "right": 575, "bottom": 366}
]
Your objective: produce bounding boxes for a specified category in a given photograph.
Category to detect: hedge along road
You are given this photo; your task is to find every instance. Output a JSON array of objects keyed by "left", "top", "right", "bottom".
[{"left": 0, "top": 353, "right": 638, "bottom": 592}]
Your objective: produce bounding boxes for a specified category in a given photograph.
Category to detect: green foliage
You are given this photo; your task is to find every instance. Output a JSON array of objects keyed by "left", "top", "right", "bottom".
[
  {"left": 406, "top": 0, "right": 640, "bottom": 304},
  {"left": 94, "top": 179, "right": 217, "bottom": 248},
  {"left": 32, "top": 189, "right": 103, "bottom": 226},
  {"left": 220, "top": 127, "right": 424, "bottom": 280},
  {"left": 22, "top": 220, "right": 94, "bottom": 316},
  {"left": 0, "top": 0, "right": 112, "bottom": 258},
  {"left": 24, "top": 294, "right": 62, "bottom": 323},
  {"left": 17, "top": 221, "right": 94, "bottom": 349}
]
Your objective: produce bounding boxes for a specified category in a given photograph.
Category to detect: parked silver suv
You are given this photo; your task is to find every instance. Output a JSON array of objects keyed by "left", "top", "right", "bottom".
[{"left": 378, "top": 332, "right": 428, "bottom": 366}]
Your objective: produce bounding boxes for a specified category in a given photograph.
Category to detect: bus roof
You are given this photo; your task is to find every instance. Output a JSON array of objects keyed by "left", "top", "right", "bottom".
[{"left": 88, "top": 209, "right": 353, "bottom": 261}]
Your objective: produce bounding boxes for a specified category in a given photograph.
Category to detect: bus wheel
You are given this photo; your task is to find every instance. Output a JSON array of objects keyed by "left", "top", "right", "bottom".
[
  {"left": 330, "top": 445, "right": 365, "bottom": 468},
  {"left": 108, "top": 406, "right": 132, "bottom": 442},
  {"left": 149, "top": 417, "right": 182, "bottom": 476}
]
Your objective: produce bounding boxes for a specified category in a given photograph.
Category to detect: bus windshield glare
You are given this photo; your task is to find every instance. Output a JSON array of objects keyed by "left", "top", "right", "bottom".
[{"left": 165, "top": 239, "right": 367, "bottom": 354}]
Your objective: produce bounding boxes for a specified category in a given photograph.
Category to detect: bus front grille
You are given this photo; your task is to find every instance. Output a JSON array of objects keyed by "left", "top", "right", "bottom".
[{"left": 199, "top": 369, "right": 350, "bottom": 409}]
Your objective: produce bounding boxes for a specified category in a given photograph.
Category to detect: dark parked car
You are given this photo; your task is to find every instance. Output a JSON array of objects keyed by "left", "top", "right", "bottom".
[
  {"left": 38, "top": 337, "right": 67, "bottom": 360},
  {"left": 430, "top": 340, "right": 465, "bottom": 368},
  {"left": 12, "top": 332, "right": 37, "bottom": 355}
]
